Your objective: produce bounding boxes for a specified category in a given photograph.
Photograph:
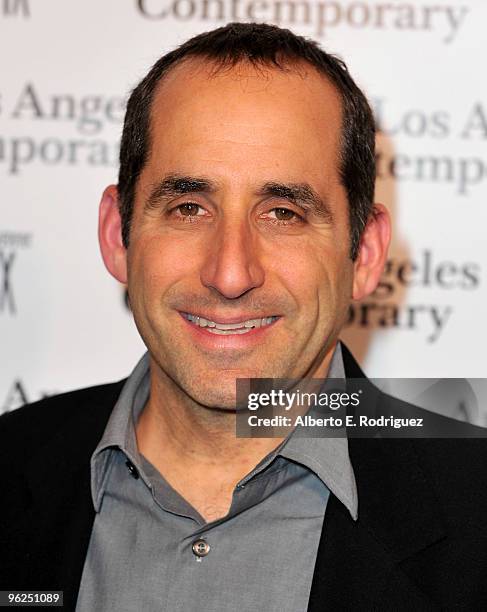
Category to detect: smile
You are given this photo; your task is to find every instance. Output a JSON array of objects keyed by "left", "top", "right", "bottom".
[{"left": 181, "top": 312, "right": 279, "bottom": 335}]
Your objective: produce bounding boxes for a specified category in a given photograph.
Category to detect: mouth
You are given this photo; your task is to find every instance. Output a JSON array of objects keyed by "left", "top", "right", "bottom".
[{"left": 181, "top": 312, "right": 280, "bottom": 335}]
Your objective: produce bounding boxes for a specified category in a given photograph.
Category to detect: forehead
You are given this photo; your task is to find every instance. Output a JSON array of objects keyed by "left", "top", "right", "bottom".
[{"left": 145, "top": 57, "right": 343, "bottom": 187}]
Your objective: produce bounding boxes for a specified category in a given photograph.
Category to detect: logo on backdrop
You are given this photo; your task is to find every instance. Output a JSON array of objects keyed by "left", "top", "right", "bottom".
[
  {"left": 346, "top": 250, "right": 481, "bottom": 342},
  {"left": 374, "top": 99, "right": 487, "bottom": 196},
  {"left": 0, "top": 0, "right": 29, "bottom": 18},
  {"left": 0, "top": 83, "right": 124, "bottom": 175},
  {"left": 0, "top": 231, "right": 32, "bottom": 315},
  {"left": 136, "top": 0, "right": 469, "bottom": 44}
]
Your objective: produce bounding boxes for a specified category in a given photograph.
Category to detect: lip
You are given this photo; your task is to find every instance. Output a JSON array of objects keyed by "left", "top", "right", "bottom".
[{"left": 178, "top": 311, "right": 281, "bottom": 349}]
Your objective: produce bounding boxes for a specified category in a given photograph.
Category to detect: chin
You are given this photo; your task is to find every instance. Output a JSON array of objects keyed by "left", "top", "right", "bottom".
[
  {"left": 188, "top": 368, "right": 253, "bottom": 408},
  {"left": 190, "top": 387, "right": 238, "bottom": 411}
]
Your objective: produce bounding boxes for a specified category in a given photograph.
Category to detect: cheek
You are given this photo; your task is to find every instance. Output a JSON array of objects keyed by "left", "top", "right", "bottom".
[
  {"left": 128, "top": 235, "right": 198, "bottom": 302},
  {"left": 275, "top": 240, "right": 347, "bottom": 300}
]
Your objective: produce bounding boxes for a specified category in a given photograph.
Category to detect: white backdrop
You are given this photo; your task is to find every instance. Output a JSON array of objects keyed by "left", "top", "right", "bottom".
[{"left": 1, "top": 0, "right": 486, "bottom": 414}]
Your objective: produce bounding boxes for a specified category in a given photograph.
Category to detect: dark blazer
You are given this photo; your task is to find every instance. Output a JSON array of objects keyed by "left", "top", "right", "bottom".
[{"left": 1, "top": 346, "right": 487, "bottom": 611}]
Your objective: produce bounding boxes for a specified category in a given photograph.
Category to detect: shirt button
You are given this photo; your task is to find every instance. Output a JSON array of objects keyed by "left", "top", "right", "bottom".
[
  {"left": 192, "top": 539, "right": 211, "bottom": 557},
  {"left": 125, "top": 460, "right": 139, "bottom": 479}
]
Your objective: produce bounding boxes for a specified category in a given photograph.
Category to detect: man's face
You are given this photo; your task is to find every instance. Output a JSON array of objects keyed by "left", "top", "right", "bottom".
[{"left": 126, "top": 59, "right": 355, "bottom": 408}]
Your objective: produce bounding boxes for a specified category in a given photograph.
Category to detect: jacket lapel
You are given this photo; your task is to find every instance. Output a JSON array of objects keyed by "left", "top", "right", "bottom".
[
  {"left": 307, "top": 346, "right": 447, "bottom": 610},
  {"left": 23, "top": 390, "right": 118, "bottom": 610}
]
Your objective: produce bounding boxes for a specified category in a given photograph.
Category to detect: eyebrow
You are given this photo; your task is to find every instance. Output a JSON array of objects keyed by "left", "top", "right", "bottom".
[
  {"left": 145, "top": 174, "right": 333, "bottom": 222},
  {"left": 258, "top": 182, "right": 333, "bottom": 222},
  {"left": 146, "top": 174, "right": 216, "bottom": 210}
]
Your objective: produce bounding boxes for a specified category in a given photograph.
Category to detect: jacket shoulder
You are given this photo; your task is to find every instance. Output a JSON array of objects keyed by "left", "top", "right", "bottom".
[{"left": 0, "top": 380, "right": 126, "bottom": 466}]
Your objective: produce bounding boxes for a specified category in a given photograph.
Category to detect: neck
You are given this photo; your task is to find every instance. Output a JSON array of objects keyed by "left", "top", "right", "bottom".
[
  {"left": 136, "top": 360, "right": 282, "bottom": 482},
  {"left": 135, "top": 344, "right": 336, "bottom": 520}
]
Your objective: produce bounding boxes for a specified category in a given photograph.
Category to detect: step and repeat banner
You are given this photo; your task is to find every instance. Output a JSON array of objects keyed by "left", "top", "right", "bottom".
[{"left": 1, "top": 1, "right": 486, "bottom": 418}]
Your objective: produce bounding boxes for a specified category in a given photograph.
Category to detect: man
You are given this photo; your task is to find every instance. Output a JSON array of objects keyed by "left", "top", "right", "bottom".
[{"left": 1, "top": 22, "right": 486, "bottom": 611}]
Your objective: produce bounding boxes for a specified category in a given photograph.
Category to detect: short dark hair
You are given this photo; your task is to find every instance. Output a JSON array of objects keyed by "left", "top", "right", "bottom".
[{"left": 118, "top": 22, "right": 375, "bottom": 260}]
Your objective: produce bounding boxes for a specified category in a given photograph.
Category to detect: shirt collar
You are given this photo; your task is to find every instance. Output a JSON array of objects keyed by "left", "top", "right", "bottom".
[
  {"left": 90, "top": 342, "right": 358, "bottom": 520},
  {"left": 90, "top": 352, "right": 151, "bottom": 512},
  {"left": 278, "top": 342, "right": 358, "bottom": 520}
]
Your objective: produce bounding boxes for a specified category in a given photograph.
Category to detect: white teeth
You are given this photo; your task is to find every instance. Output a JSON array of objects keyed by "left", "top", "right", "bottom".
[
  {"left": 184, "top": 313, "right": 277, "bottom": 332},
  {"left": 213, "top": 322, "right": 244, "bottom": 330}
]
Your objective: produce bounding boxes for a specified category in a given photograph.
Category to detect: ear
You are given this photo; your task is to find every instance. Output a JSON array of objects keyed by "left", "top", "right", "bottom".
[
  {"left": 98, "top": 184, "right": 127, "bottom": 284},
  {"left": 352, "top": 203, "right": 391, "bottom": 300}
]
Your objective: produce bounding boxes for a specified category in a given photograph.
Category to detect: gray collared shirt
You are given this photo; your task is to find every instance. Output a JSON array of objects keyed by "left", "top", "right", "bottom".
[{"left": 76, "top": 342, "right": 357, "bottom": 612}]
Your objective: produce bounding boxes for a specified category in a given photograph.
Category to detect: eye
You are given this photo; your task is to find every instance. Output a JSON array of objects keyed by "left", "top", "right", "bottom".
[
  {"left": 263, "top": 207, "right": 304, "bottom": 225},
  {"left": 270, "top": 207, "right": 297, "bottom": 221},
  {"left": 174, "top": 203, "right": 205, "bottom": 217}
]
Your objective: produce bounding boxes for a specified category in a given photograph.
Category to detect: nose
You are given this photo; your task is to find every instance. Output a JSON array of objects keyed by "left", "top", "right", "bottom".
[{"left": 200, "top": 218, "right": 265, "bottom": 299}]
